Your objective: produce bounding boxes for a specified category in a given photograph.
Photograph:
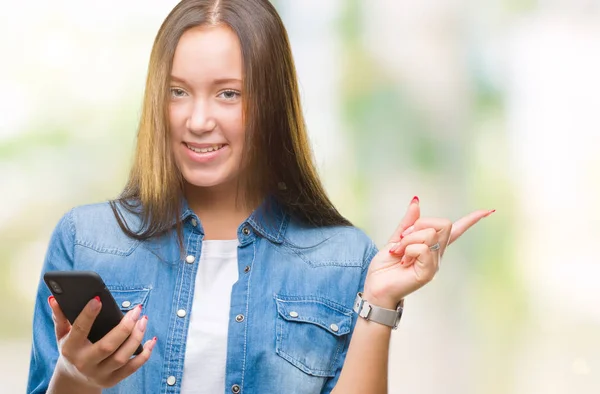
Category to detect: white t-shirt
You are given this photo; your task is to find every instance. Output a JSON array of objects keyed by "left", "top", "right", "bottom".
[{"left": 180, "top": 239, "right": 239, "bottom": 394}]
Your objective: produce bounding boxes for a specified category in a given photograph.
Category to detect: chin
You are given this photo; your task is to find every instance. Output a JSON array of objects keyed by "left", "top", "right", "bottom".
[{"left": 181, "top": 168, "right": 235, "bottom": 189}]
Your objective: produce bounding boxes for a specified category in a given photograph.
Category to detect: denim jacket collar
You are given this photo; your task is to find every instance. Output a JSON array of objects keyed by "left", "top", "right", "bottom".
[{"left": 179, "top": 195, "right": 289, "bottom": 244}]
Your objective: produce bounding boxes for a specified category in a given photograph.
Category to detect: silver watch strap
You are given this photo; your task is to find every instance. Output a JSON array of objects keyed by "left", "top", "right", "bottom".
[{"left": 353, "top": 292, "right": 403, "bottom": 330}]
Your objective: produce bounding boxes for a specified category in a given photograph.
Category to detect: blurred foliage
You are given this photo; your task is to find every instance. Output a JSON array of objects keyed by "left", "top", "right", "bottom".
[
  {"left": 0, "top": 129, "right": 72, "bottom": 160},
  {"left": 337, "top": 0, "right": 527, "bottom": 393}
]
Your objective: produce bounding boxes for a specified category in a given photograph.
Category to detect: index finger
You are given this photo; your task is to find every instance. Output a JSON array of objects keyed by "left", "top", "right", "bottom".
[
  {"left": 69, "top": 297, "right": 102, "bottom": 344},
  {"left": 449, "top": 209, "right": 494, "bottom": 245},
  {"left": 48, "top": 296, "right": 71, "bottom": 340},
  {"left": 388, "top": 196, "right": 421, "bottom": 244}
]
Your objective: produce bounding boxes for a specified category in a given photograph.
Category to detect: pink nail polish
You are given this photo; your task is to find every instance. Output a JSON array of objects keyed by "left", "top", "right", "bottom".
[
  {"left": 47, "top": 295, "right": 55, "bottom": 305},
  {"left": 412, "top": 196, "right": 419, "bottom": 204},
  {"left": 94, "top": 296, "right": 101, "bottom": 303}
]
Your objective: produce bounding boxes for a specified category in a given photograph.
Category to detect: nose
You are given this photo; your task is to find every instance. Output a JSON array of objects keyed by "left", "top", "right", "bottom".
[{"left": 186, "top": 99, "right": 216, "bottom": 134}]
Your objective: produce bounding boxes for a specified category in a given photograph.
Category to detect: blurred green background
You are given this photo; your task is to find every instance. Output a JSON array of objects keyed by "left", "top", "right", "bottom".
[{"left": 1, "top": 0, "right": 599, "bottom": 393}]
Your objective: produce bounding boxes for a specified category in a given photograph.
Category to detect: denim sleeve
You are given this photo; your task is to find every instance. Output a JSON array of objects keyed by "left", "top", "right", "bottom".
[
  {"left": 321, "top": 240, "right": 379, "bottom": 394},
  {"left": 27, "top": 210, "right": 76, "bottom": 394}
]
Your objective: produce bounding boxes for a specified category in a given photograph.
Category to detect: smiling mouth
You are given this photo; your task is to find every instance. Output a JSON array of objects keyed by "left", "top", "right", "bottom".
[{"left": 185, "top": 143, "right": 226, "bottom": 153}]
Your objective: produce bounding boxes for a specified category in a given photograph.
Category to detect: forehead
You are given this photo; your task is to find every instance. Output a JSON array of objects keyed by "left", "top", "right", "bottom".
[{"left": 171, "top": 24, "right": 242, "bottom": 80}]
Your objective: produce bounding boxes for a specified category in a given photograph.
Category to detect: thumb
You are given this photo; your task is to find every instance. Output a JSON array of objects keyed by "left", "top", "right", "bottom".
[
  {"left": 388, "top": 196, "right": 421, "bottom": 244},
  {"left": 48, "top": 296, "right": 71, "bottom": 341}
]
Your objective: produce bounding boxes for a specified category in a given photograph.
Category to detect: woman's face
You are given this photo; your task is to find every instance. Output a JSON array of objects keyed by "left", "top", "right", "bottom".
[{"left": 169, "top": 25, "right": 245, "bottom": 190}]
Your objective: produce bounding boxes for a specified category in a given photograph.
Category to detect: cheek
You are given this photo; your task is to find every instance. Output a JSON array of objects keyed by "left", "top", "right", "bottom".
[
  {"left": 168, "top": 109, "right": 185, "bottom": 163},
  {"left": 169, "top": 105, "right": 187, "bottom": 135},
  {"left": 221, "top": 107, "right": 245, "bottom": 145}
]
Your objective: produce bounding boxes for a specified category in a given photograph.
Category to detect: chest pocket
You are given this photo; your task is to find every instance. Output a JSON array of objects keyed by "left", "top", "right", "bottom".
[
  {"left": 107, "top": 287, "right": 151, "bottom": 312},
  {"left": 274, "top": 295, "right": 354, "bottom": 377}
]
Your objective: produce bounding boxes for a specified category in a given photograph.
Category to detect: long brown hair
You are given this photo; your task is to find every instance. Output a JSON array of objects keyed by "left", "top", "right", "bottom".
[{"left": 111, "top": 0, "right": 351, "bottom": 241}]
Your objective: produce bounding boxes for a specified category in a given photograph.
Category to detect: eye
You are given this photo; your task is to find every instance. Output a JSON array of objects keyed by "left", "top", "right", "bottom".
[
  {"left": 170, "top": 87, "right": 188, "bottom": 98},
  {"left": 218, "top": 89, "right": 241, "bottom": 101}
]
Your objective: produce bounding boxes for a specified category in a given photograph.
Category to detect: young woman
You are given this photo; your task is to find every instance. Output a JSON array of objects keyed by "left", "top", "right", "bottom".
[{"left": 27, "top": 1, "right": 492, "bottom": 393}]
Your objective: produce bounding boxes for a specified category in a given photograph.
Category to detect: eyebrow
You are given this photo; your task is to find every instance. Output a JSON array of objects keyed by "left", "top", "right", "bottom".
[{"left": 170, "top": 75, "right": 242, "bottom": 85}]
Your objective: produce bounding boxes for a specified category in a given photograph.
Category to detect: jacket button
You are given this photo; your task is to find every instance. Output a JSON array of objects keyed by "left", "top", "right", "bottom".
[
  {"left": 235, "top": 314, "right": 245, "bottom": 322},
  {"left": 330, "top": 323, "right": 339, "bottom": 332},
  {"left": 243, "top": 266, "right": 251, "bottom": 273},
  {"left": 242, "top": 227, "right": 250, "bottom": 236},
  {"left": 185, "top": 255, "right": 195, "bottom": 264},
  {"left": 121, "top": 300, "right": 131, "bottom": 308},
  {"left": 289, "top": 311, "right": 299, "bottom": 318},
  {"left": 231, "top": 384, "right": 241, "bottom": 393},
  {"left": 167, "top": 376, "right": 176, "bottom": 386},
  {"left": 190, "top": 218, "right": 198, "bottom": 227},
  {"left": 177, "top": 309, "right": 187, "bottom": 318}
]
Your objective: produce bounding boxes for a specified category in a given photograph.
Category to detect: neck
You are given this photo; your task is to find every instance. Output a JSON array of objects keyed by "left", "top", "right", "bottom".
[{"left": 184, "top": 182, "right": 258, "bottom": 240}]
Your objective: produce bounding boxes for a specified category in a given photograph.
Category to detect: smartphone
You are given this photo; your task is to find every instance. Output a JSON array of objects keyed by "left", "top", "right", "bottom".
[{"left": 43, "top": 271, "right": 143, "bottom": 356}]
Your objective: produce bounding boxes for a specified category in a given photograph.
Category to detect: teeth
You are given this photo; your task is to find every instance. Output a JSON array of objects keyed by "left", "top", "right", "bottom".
[{"left": 187, "top": 144, "right": 223, "bottom": 153}]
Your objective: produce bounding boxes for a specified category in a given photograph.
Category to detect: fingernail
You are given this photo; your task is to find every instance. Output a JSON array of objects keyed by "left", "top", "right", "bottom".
[
  {"left": 411, "top": 196, "right": 419, "bottom": 204},
  {"left": 138, "top": 316, "right": 148, "bottom": 331},
  {"left": 94, "top": 296, "right": 101, "bottom": 303},
  {"left": 47, "top": 295, "right": 55, "bottom": 306},
  {"left": 131, "top": 304, "right": 143, "bottom": 321},
  {"left": 149, "top": 337, "right": 158, "bottom": 351},
  {"left": 485, "top": 209, "right": 496, "bottom": 217}
]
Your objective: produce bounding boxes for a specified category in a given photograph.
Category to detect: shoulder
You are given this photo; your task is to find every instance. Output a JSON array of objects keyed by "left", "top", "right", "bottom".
[
  {"left": 65, "top": 201, "right": 143, "bottom": 256},
  {"left": 282, "top": 218, "right": 378, "bottom": 269}
]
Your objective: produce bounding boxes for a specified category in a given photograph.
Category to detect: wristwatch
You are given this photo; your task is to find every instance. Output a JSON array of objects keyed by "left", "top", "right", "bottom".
[{"left": 353, "top": 292, "right": 403, "bottom": 330}]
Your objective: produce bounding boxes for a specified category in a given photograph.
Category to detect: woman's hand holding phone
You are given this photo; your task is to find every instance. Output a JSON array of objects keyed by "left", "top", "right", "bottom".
[{"left": 47, "top": 295, "right": 157, "bottom": 390}]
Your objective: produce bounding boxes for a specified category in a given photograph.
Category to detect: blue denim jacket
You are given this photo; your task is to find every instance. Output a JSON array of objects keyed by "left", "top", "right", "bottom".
[{"left": 27, "top": 199, "right": 377, "bottom": 394}]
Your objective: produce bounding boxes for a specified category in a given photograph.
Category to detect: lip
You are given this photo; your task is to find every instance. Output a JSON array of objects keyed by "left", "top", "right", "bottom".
[
  {"left": 184, "top": 142, "right": 227, "bottom": 149},
  {"left": 182, "top": 142, "right": 228, "bottom": 164}
]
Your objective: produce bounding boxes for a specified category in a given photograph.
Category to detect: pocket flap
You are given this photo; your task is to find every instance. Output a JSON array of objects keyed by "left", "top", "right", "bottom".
[
  {"left": 275, "top": 296, "right": 353, "bottom": 336},
  {"left": 107, "top": 287, "right": 151, "bottom": 311}
]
